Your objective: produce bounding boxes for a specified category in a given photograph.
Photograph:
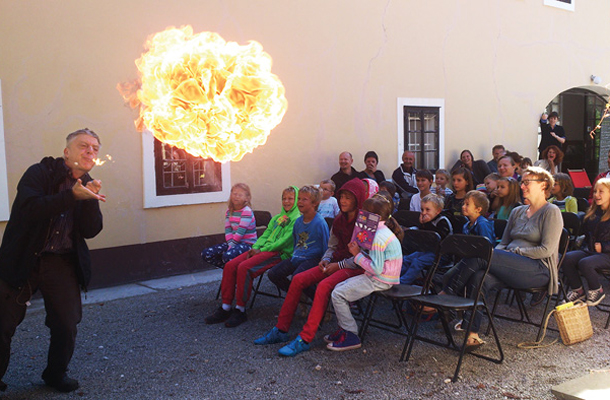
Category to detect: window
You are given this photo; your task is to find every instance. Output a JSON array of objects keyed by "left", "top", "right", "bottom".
[
  {"left": 397, "top": 98, "right": 445, "bottom": 171},
  {"left": 0, "top": 80, "right": 9, "bottom": 221},
  {"left": 154, "top": 140, "right": 222, "bottom": 196},
  {"left": 142, "top": 131, "right": 230, "bottom": 208},
  {"left": 544, "top": 0, "right": 574, "bottom": 12}
]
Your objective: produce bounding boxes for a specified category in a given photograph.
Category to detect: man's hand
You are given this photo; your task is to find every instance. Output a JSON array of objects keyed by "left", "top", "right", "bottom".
[
  {"left": 72, "top": 179, "right": 106, "bottom": 202},
  {"left": 86, "top": 179, "right": 102, "bottom": 194}
]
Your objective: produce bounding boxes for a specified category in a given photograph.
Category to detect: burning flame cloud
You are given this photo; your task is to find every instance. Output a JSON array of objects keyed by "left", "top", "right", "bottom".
[{"left": 118, "top": 26, "right": 288, "bottom": 162}]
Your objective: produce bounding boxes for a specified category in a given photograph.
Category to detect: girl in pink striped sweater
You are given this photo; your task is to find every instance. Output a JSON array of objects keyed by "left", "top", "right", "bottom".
[{"left": 202, "top": 183, "right": 257, "bottom": 267}]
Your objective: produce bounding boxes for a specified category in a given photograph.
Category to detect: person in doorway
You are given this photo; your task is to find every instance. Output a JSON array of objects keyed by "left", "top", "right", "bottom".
[{"left": 539, "top": 112, "right": 566, "bottom": 157}]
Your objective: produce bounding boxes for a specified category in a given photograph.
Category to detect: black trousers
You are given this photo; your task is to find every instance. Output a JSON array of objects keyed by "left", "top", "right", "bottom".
[{"left": 0, "top": 253, "right": 82, "bottom": 381}]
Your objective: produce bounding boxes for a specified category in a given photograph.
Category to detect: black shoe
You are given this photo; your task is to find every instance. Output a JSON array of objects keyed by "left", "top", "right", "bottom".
[
  {"left": 530, "top": 290, "right": 547, "bottom": 307},
  {"left": 204, "top": 307, "right": 231, "bottom": 324},
  {"left": 224, "top": 309, "right": 247, "bottom": 328},
  {"left": 42, "top": 373, "right": 79, "bottom": 393},
  {"left": 0, "top": 380, "right": 7, "bottom": 392}
]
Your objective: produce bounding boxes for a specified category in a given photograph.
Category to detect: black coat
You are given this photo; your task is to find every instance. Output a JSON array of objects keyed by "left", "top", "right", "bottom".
[{"left": 0, "top": 157, "right": 103, "bottom": 289}]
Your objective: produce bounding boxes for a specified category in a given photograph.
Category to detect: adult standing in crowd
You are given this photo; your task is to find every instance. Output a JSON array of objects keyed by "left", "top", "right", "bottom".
[
  {"left": 487, "top": 144, "right": 506, "bottom": 173},
  {"left": 392, "top": 150, "right": 419, "bottom": 197},
  {"left": 331, "top": 152, "right": 359, "bottom": 195},
  {"left": 0, "top": 129, "right": 105, "bottom": 393},
  {"left": 534, "top": 145, "right": 563, "bottom": 175},
  {"left": 590, "top": 149, "right": 610, "bottom": 203},
  {"left": 359, "top": 151, "right": 386, "bottom": 184},
  {"left": 451, "top": 149, "right": 491, "bottom": 186},
  {"left": 539, "top": 112, "right": 566, "bottom": 158}
]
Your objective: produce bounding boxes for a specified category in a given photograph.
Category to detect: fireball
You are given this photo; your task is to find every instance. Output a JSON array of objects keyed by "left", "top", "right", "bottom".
[{"left": 118, "top": 26, "right": 287, "bottom": 162}]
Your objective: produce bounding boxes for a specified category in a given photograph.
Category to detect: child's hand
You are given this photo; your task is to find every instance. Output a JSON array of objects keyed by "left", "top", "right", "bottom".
[
  {"left": 323, "top": 263, "right": 339, "bottom": 276},
  {"left": 419, "top": 213, "right": 430, "bottom": 224},
  {"left": 348, "top": 241, "right": 360, "bottom": 256},
  {"left": 595, "top": 242, "right": 602, "bottom": 253},
  {"left": 247, "top": 249, "right": 261, "bottom": 258},
  {"left": 318, "top": 260, "right": 329, "bottom": 272}
]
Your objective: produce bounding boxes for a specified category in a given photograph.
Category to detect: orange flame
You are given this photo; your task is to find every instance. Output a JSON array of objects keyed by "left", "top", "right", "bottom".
[{"left": 118, "top": 26, "right": 288, "bottom": 162}]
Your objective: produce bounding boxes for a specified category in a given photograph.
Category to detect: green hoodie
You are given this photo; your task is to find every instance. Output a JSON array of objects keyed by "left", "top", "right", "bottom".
[{"left": 252, "top": 186, "right": 300, "bottom": 260}]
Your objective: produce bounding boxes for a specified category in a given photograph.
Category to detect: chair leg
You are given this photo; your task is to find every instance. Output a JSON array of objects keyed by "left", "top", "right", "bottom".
[
  {"left": 536, "top": 295, "right": 554, "bottom": 342},
  {"left": 485, "top": 290, "right": 502, "bottom": 336},
  {"left": 215, "top": 283, "right": 221, "bottom": 300},
  {"left": 249, "top": 274, "right": 264, "bottom": 309},
  {"left": 400, "top": 304, "right": 424, "bottom": 362},
  {"left": 359, "top": 295, "right": 378, "bottom": 340}
]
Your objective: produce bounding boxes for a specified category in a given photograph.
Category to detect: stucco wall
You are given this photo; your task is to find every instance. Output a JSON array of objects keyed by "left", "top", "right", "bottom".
[{"left": 1, "top": 0, "right": 609, "bottom": 250}]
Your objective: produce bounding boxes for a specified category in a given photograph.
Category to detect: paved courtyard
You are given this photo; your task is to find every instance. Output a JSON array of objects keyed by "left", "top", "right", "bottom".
[{"left": 2, "top": 270, "right": 609, "bottom": 399}]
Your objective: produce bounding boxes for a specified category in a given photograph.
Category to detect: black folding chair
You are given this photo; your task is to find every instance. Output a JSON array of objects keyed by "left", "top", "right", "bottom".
[
  {"left": 594, "top": 266, "right": 610, "bottom": 329},
  {"left": 392, "top": 210, "right": 420, "bottom": 229},
  {"left": 576, "top": 197, "right": 589, "bottom": 213},
  {"left": 358, "top": 230, "right": 442, "bottom": 341},
  {"left": 561, "top": 212, "right": 581, "bottom": 250},
  {"left": 401, "top": 234, "right": 503, "bottom": 383},
  {"left": 492, "top": 219, "right": 507, "bottom": 244},
  {"left": 485, "top": 229, "right": 570, "bottom": 341}
]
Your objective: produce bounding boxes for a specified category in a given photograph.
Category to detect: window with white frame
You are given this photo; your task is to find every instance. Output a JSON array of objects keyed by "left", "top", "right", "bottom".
[
  {"left": 0, "top": 80, "right": 10, "bottom": 221},
  {"left": 544, "top": 0, "right": 574, "bottom": 12},
  {"left": 142, "top": 131, "right": 230, "bottom": 208},
  {"left": 397, "top": 98, "right": 445, "bottom": 171}
]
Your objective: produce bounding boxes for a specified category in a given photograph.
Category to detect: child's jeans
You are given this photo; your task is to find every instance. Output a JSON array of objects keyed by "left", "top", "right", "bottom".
[
  {"left": 220, "top": 251, "right": 281, "bottom": 307},
  {"left": 276, "top": 266, "right": 362, "bottom": 343},
  {"left": 202, "top": 242, "right": 251, "bottom": 267},
  {"left": 331, "top": 274, "right": 392, "bottom": 335},
  {"left": 400, "top": 251, "right": 435, "bottom": 285}
]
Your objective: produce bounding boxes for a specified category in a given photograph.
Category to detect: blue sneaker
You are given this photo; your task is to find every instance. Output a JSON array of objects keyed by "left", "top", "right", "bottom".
[
  {"left": 326, "top": 330, "right": 362, "bottom": 351},
  {"left": 278, "top": 335, "right": 310, "bottom": 357},
  {"left": 254, "top": 327, "right": 290, "bottom": 345},
  {"left": 323, "top": 328, "right": 345, "bottom": 344}
]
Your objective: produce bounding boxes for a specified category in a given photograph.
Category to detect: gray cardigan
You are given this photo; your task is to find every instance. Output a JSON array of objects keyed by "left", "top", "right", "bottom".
[{"left": 496, "top": 203, "right": 562, "bottom": 294}]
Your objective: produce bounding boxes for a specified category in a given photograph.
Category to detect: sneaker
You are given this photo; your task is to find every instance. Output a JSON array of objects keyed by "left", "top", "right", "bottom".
[
  {"left": 586, "top": 288, "right": 605, "bottom": 307},
  {"left": 204, "top": 307, "right": 231, "bottom": 324},
  {"left": 224, "top": 309, "right": 247, "bottom": 328},
  {"left": 566, "top": 288, "right": 585, "bottom": 303},
  {"left": 327, "top": 330, "right": 362, "bottom": 352},
  {"left": 323, "top": 328, "right": 345, "bottom": 344},
  {"left": 254, "top": 327, "right": 290, "bottom": 345},
  {"left": 530, "top": 290, "right": 547, "bottom": 307},
  {"left": 278, "top": 335, "right": 310, "bottom": 357}
]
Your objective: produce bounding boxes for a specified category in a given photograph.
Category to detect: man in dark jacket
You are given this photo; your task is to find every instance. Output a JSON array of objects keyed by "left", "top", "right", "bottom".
[{"left": 0, "top": 128, "right": 105, "bottom": 393}]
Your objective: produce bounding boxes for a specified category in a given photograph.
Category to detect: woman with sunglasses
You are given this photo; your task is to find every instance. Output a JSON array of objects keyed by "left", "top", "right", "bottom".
[{"left": 441, "top": 166, "right": 562, "bottom": 351}]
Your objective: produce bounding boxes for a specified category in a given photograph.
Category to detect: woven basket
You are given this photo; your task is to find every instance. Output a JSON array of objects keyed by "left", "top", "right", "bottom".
[{"left": 555, "top": 302, "right": 593, "bottom": 345}]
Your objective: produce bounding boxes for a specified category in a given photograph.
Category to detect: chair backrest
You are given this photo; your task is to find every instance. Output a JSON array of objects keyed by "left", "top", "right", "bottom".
[
  {"left": 561, "top": 212, "right": 581, "bottom": 237},
  {"left": 253, "top": 210, "right": 272, "bottom": 228},
  {"left": 402, "top": 229, "right": 442, "bottom": 255},
  {"left": 568, "top": 169, "right": 592, "bottom": 188},
  {"left": 576, "top": 197, "right": 589, "bottom": 213},
  {"left": 393, "top": 210, "right": 420, "bottom": 228},
  {"left": 325, "top": 217, "right": 335, "bottom": 230},
  {"left": 493, "top": 219, "right": 507, "bottom": 242}
]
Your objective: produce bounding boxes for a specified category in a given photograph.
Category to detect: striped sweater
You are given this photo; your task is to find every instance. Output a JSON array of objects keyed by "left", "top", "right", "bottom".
[
  {"left": 354, "top": 221, "right": 403, "bottom": 285},
  {"left": 224, "top": 206, "right": 257, "bottom": 247}
]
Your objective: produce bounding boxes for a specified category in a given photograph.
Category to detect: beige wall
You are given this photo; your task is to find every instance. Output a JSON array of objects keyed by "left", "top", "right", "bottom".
[{"left": 1, "top": 0, "right": 609, "bottom": 249}]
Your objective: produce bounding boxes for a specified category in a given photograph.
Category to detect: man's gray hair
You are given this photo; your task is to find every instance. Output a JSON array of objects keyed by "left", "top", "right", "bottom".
[{"left": 66, "top": 128, "right": 101, "bottom": 146}]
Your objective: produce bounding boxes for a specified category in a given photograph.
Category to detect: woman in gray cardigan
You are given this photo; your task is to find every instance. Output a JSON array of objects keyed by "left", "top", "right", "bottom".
[{"left": 443, "top": 166, "right": 562, "bottom": 351}]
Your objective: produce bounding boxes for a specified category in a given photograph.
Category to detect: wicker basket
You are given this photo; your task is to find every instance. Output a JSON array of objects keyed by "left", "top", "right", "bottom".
[{"left": 555, "top": 302, "right": 593, "bottom": 345}]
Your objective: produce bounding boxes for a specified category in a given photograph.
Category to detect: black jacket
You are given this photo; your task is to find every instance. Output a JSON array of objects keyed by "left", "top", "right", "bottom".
[{"left": 0, "top": 157, "right": 103, "bottom": 289}]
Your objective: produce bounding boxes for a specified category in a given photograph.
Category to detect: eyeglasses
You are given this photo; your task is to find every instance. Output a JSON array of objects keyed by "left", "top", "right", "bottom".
[{"left": 520, "top": 179, "right": 545, "bottom": 186}]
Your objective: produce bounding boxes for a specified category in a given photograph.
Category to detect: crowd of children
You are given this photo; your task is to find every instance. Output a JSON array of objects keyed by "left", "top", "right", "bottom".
[{"left": 200, "top": 146, "right": 607, "bottom": 357}]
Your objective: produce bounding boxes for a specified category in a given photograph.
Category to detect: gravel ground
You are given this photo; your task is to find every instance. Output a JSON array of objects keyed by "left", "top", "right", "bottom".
[{"left": 2, "top": 277, "right": 609, "bottom": 400}]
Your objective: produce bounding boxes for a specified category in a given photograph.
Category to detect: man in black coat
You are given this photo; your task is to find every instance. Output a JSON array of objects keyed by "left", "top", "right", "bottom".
[{"left": 0, "top": 128, "right": 105, "bottom": 393}]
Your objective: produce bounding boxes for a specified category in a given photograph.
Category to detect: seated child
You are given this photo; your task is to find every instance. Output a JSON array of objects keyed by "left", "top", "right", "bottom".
[
  {"left": 484, "top": 173, "right": 500, "bottom": 215},
  {"left": 548, "top": 173, "right": 578, "bottom": 213},
  {"left": 362, "top": 178, "right": 379, "bottom": 199},
  {"left": 445, "top": 168, "right": 474, "bottom": 216},
  {"left": 433, "top": 169, "right": 453, "bottom": 197},
  {"left": 491, "top": 177, "right": 521, "bottom": 220},
  {"left": 268, "top": 185, "right": 330, "bottom": 293},
  {"left": 410, "top": 170, "right": 433, "bottom": 212},
  {"left": 201, "top": 183, "right": 257, "bottom": 267},
  {"left": 318, "top": 179, "right": 340, "bottom": 219},
  {"left": 461, "top": 190, "right": 494, "bottom": 243},
  {"left": 253, "top": 178, "right": 366, "bottom": 356},
  {"left": 400, "top": 194, "right": 452, "bottom": 285},
  {"left": 205, "top": 186, "right": 300, "bottom": 328},
  {"left": 326, "top": 192, "right": 404, "bottom": 351},
  {"left": 379, "top": 181, "right": 400, "bottom": 213}
]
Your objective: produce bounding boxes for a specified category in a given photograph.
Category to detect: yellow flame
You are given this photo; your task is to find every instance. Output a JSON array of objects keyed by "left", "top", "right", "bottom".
[
  {"left": 93, "top": 154, "right": 113, "bottom": 166},
  {"left": 118, "top": 26, "right": 288, "bottom": 162}
]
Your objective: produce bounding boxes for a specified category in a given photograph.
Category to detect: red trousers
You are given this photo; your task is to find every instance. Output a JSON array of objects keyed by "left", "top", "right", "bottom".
[
  {"left": 276, "top": 266, "right": 363, "bottom": 343},
  {"left": 220, "top": 251, "right": 280, "bottom": 307}
]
